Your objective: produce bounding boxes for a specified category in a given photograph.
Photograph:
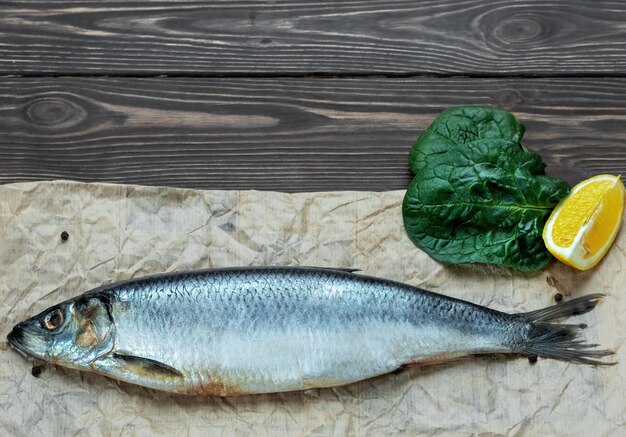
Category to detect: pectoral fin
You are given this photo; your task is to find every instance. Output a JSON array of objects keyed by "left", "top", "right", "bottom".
[
  {"left": 91, "top": 353, "right": 184, "bottom": 390},
  {"left": 110, "top": 353, "right": 183, "bottom": 378}
]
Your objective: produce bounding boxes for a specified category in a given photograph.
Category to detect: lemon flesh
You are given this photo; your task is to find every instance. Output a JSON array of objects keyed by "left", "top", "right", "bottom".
[{"left": 543, "top": 174, "right": 625, "bottom": 270}]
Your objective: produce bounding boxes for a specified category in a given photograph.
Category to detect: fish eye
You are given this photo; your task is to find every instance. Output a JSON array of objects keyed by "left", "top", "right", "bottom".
[{"left": 42, "top": 308, "right": 64, "bottom": 331}]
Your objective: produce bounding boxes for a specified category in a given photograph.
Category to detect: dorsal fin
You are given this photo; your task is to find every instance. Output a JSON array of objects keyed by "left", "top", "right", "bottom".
[{"left": 312, "top": 267, "right": 361, "bottom": 274}]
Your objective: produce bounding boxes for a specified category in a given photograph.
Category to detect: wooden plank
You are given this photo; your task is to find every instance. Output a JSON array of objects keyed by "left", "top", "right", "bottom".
[
  {"left": 1, "top": 1, "right": 626, "bottom": 75},
  {"left": 1, "top": 76, "right": 625, "bottom": 191}
]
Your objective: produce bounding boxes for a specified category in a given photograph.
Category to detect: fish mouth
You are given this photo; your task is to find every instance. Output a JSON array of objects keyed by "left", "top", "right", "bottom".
[{"left": 7, "top": 325, "right": 35, "bottom": 359}]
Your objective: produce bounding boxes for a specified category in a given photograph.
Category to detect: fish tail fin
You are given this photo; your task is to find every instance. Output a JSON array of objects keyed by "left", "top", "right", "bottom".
[{"left": 516, "top": 294, "right": 615, "bottom": 366}]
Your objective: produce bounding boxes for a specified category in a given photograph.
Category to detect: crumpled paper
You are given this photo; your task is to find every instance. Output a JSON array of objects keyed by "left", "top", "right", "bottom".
[{"left": 0, "top": 180, "right": 624, "bottom": 436}]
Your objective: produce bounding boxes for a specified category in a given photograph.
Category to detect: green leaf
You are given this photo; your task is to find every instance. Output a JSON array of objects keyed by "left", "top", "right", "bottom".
[{"left": 402, "top": 106, "right": 570, "bottom": 272}]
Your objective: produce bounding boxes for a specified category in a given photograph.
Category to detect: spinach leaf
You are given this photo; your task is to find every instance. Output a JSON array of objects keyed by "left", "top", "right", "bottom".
[{"left": 402, "top": 106, "right": 570, "bottom": 272}]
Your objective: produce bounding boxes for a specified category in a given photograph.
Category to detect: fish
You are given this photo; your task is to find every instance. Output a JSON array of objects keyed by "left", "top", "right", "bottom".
[{"left": 7, "top": 266, "right": 613, "bottom": 396}]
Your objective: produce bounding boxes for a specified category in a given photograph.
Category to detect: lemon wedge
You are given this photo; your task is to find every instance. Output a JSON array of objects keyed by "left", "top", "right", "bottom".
[{"left": 543, "top": 174, "right": 625, "bottom": 270}]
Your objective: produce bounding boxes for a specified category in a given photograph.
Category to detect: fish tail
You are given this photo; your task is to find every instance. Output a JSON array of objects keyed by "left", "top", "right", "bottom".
[{"left": 515, "top": 294, "right": 615, "bottom": 365}]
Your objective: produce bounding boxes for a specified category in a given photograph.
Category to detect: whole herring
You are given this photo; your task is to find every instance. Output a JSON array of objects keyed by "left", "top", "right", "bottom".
[{"left": 7, "top": 267, "right": 613, "bottom": 396}]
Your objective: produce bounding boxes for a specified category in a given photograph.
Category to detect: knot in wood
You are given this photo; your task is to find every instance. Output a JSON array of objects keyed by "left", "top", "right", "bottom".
[
  {"left": 23, "top": 97, "right": 87, "bottom": 129},
  {"left": 496, "top": 89, "right": 524, "bottom": 108},
  {"left": 492, "top": 15, "right": 547, "bottom": 45}
]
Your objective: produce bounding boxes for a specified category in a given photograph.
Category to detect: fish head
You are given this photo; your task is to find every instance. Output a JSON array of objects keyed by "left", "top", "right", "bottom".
[{"left": 7, "top": 294, "right": 115, "bottom": 369}]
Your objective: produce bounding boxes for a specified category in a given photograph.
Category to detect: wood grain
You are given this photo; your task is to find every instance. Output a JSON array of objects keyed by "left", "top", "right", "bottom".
[
  {"left": 1, "top": 77, "right": 625, "bottom": 191},
  {"left": 1, "top": 1, "right": 626, "bottom": 75}
]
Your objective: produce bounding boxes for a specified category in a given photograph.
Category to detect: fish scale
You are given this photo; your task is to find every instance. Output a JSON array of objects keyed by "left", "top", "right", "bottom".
[
  {"left": 109, "top": 269, "right": 502, "bottom": 392},
  {"left": 7, "top": 267, "right": 613, "bottom": 396}
]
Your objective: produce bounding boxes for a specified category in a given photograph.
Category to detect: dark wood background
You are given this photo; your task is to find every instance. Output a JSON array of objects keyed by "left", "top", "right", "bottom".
[{"left": 1, "top": 1, "right": 626, "bottom": 191}]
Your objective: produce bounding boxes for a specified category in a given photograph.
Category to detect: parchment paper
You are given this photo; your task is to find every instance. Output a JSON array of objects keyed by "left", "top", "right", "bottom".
[{"left": 0, "top": 180, "right": 624, "bottom": 436}]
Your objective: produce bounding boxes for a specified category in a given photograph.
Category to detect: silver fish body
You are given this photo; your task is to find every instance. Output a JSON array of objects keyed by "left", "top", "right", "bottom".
[{"left": 7, "top": 267, "right": 612, "bottom": 396}]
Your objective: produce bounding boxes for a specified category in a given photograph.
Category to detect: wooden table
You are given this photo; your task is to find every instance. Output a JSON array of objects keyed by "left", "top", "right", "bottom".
[{"left": 1, "top": 1, "right": 626, "bottom": 192}]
